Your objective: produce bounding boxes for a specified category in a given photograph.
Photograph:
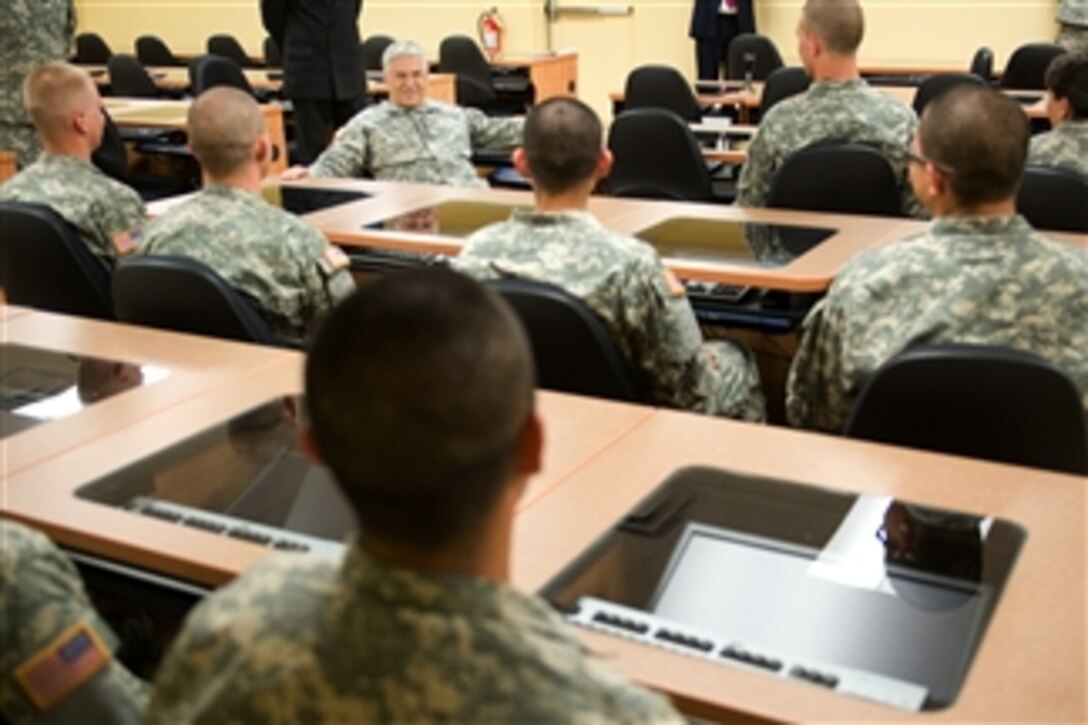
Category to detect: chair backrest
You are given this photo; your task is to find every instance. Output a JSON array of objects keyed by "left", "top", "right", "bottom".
[
  {"left": 607, "top": 108, "right": 713, "bottom": 202},
  {"left": 912, "top": 72, "right": 986, "bottom": 115},
  {"left": 487, "top": 279, "right": 642, "bottom": 403},
  {"left": 112, "top": 255, "right": 277, "bottom": 345},
  {"left": 361, "top": 34, "right": 394, "bottom": 71},
  {"left": 189, "top": 54, "right": 255, "bottom": 97},
  {"left": 75, "top": 32, "right": 113, "bottom": 64},
  {"left": 1000, "top": 42, "right": 1067, "bottom": 89},
  {"left": 90, "top": 109, "right": 130, "bottom": 183},
  {"left": 135, "top": 34, "right": 180, "bottom": 66},
  {"left": 263, "top": 36, "right": 281, "bottom": 68},
  {"left": 106, "top": 54, "right": 160, "bottom": 98},
  {"left": 623, "top": 65, "right": 703, "bottom": 122},
  {"left": 845, "top": 344, "right": 1087, "bottom": 475},
  {"left": 0, "top": 201, "right": 113, "bottom": 319},
  {"left": 438, "top": 35, "right": 497, "bottom": 108},
  {"left": 207, "top": 33, "right": 254, "bottom": 68},
  {"left": 969, "top": 46, "right": 994, "bottom": 82},
  {"left": 767, "top": 142, "right": 902, "bottom": 217},
  {"left": 1016, "top": 165, "right": 1088, "bottom": 232},
  {"left": 760, "top": 66, "right": 810, "bottom": 116},
  {"left": 726, "top": 33, "right": 784, "bottom": 81}
]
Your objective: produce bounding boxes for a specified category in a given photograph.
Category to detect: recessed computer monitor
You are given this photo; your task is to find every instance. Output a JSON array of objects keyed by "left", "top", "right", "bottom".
[
  {"left": 635, "top": 217, "right": 836, "bottom": 267},
  {"left": 76, "top": 398, "right": 355, "bottom": 554},
  {"left": 1, "top": 344, "right": 168, "bottom": 439},
  {"left": 366, "top": 201, "right": 525, "bottom": 237},
  {"left": 262, "top": 184, "right": 370, "bottom": 216},
  {"left": 540, "top": 466, "right": 1024, "bottom": 712}
]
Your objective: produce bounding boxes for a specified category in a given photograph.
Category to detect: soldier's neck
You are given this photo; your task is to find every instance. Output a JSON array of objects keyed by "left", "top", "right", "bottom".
[
  {"left": 42, "top": 138, "right": 92, "bottom": 162},
  {"left": 937, "top": 197, "right": 1017, "bottom": 218},
  {"left": 534, "top": 181, "right": 595, "bottom": 213},
  {"left": 203, "top": 167, "right": 264, "bottom": 194},
  {"left": 811, "top": 55, "right": 861, "bottom": 82}
]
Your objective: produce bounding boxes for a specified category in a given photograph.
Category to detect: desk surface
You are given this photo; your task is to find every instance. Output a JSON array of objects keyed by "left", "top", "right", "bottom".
[
  {"left": 1, "top": 307, "right": 654, "bottom": 586},
  {"left": 514, "top": 407, "right": 1087, "bottom": 723},
  {"left": 2, "top": 308, "right": 1082, "bottom": 722}
]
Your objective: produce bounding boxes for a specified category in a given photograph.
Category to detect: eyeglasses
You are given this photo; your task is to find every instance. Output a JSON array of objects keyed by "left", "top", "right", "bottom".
[{"left": 904, "top": 146, "right": 955, "bottom": 177}]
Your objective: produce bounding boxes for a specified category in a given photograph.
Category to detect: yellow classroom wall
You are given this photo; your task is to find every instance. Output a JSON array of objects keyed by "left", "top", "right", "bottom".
[{"left": 76, "top": 0, "right": 1061, "bottom": 118}]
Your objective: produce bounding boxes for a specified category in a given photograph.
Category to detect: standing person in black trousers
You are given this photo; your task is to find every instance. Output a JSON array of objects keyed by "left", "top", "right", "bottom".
[
  {"left": 261, "top": 0, "right": 366, "bottom": 163},
  {"left": 689, "top": 0, "right": 756, "bottom": 81}
]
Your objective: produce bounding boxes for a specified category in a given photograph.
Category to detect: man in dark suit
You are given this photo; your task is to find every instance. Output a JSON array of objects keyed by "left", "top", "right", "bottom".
[
  {"left": 261, "top": 0, "right": 366, "bottom": 164},
  {"left": 689, "top": 0, "right": 756, "bottom": 81}
]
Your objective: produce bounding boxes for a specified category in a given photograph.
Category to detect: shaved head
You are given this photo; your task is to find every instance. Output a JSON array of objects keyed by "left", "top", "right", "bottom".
[
  {"left": 23, "top": 62, "right": 100, "bottom": 142},
  {"left": 187, "top": 86, "right": 265, "bottom": 178},
  {"left": 801, "top": 0, "right": 864, "bottom": 55}
]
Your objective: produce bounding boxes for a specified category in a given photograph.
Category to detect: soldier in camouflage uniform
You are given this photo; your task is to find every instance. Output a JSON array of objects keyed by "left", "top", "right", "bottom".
[
  {"left": 787, "top": 85, "right": 1088, "bottom": 432},
  {"left": 148, "top": 269, "right": 683, "bottom": 723},
  {"left": 0, "top": 0, "right": 76, "bottom": 168},
  {"left": 1028, "top": 50, "right": 1088, "bottom": 174},
  {"left": 736, "top": 0, "right": 924, "bottom": 219},
  {"left": 454, "top": 98, "right": 765, "bottom": 421},
  {"left": 1, "top": 520, "right": 147, "bottom": 724},
  {"left": 1058, "top": 0, "right": 1088, "bottom": 51},
  {"left": 283, "top": 40, "right": 523, "bottom": 187},
  {"left": 0, "top": 63, "right": 146, "bottom": 270},
  {"left": 137, "top": 88, "right": 355, "bottom": 348}
]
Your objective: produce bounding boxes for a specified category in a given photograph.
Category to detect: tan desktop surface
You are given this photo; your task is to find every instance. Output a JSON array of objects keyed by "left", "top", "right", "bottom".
[{"left": 513, "top": 408, "right": 1086, "bottom": 722}]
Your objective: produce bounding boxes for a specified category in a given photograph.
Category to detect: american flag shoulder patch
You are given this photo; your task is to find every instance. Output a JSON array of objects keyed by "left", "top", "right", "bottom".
[{"left": 14, "top": 621, "right": 112, "bottom": 710}]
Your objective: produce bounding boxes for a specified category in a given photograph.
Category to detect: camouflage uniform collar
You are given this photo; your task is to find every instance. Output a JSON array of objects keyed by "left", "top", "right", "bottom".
[
  {"left": 1057, "top": 118, "right": 1088, "bottom": 134},
  {"left": 807, "top": 78, "right": 868, "bottom": 95},
  {"left": 38, "top": 153, "right": 97, "bottom": 172},
  {"left": 342, "top": 544, "right": 573, "bottom": 637},
  {"left": 930, "top": 214, "right": 1032, "bottom": 237},
  {"left": 384, "top": 100, "right": 442, "bottom": 116},
  {"left": 201, "top": 183, "right": 261, "bottom": 202},
  {"left": 509, "top": 207, "right": 599, "bottom": 228}
]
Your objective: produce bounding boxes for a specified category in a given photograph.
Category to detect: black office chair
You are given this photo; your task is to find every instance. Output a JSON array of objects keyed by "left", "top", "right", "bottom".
[
  {"left": 438, "top": 35, "right": 499, "bottom": 110},
  {"left": 968, "top": 46, "right": 994, "bottom": 82},
  {"left": 845, "top": 344, "right": 1087, "bottom": 475},
  {"left": 189, "top": 54, "right": 254, "bottom": 96},
  {"left": 92, "top": 110, "right": 196, "bottom": 200},
  {"left": 135, "top": 34, "right": 181, "bottom": 66},
  {"left": 75, "top": 32, "right": 113, "bottom": 64},
  {"left": 1000, "top": 43, "right": 1066, "bottom": 89},
  {"left": 912, "top": 73, "right": 986, "bottom": 115},
  {"left": 361, "top": 34, "right": 394, "bottom": 71},
  {"left": 207, "top": 33, "right": 256, "bottom": 68},
  {"left": 767, "top": 142, "right": 903, "bottom": 217},
  {"left": 263, "top": 36, "right": 282, "bottom": 69},
  {"left": 760, "top": 66, "right": 810, "bottom": 116},
  {"left": 607, "top": 108, "right": 713, "bottom": 202},
  {"left": 106, "top": 54, "right": 161, "bottom": 98},
  {"left": 1016, "top": 165, "right": 1088, "bottom": 233},
  {"left": 112, "top": 256, "right": 277, "bottom": 345},
  {"left": 0, "top": 201, "right": 113, "bottom": 319},
  {"left": 488, "top": 279, "right": 643, "bottom": 403},
  {"left": 726, "top": 33, "right": 784, "bottom": 81},
  {"left": 623, "top": 65, "right": 704, "bottom": 122}
]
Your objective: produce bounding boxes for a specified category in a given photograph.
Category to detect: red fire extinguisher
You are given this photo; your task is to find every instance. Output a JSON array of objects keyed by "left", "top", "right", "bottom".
[{"left": 478, "top": 6, "right": 504, "bottom": 61}]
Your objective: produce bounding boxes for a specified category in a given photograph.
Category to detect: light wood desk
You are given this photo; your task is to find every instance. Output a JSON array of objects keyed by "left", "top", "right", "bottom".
[
  {"left": 491, "top": 52, "right": 578, "bottom": 100},
  {"left": 292, "top": 177, "right": 921, "bottom": 292},
  {"left": 514, "top": 407, "right": 1087, "bottom": 723},
  {"left": 1, "top": 309, "right": 656, "bottom": 586},
  {"left": 101, "top": 97, "right": 288, "bottom": 175},
  {"left": 0, "top": 150, "right": 16, "bottom": 182}
]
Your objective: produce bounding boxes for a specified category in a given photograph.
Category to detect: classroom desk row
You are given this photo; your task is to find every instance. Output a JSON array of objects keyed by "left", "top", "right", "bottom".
[{"left": 1, "top": 306, "right": 1083, "bottom": 723}]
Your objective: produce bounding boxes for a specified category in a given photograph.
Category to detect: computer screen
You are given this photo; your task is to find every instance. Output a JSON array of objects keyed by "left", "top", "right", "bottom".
[
  {"left": 540, "top": 466, "right": 1024, "bottom": 712},
  {"left": 262, "top": 185, "right": 371, "bottom": 216},
  {"left": 635, "top": 216, "right": 837, "bottom": 267}
]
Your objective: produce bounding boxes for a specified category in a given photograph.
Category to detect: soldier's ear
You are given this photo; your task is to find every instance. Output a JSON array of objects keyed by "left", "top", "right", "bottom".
[
  {"left": 512, "top": 147, "right": 532, "bottom": 179},
  {"left": 596, "top": 149, "right": 613, "bottom": 181}
]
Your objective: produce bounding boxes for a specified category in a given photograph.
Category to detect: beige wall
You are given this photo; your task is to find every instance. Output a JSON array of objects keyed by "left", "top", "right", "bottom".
[{"left": 76, "top": 0, "right": 1061, "bottom": 117}]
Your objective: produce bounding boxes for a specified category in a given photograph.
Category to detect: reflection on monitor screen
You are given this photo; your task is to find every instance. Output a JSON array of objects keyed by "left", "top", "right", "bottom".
[
  {"left": 539, "top": 466, "right": 1024, "bottom": 713},
  {"left": 76, "top": 398, "right": 355, "bottom": 554},
  {"left": 263, "top": 185, "right": 370, "bottom": 215},
  {"left": 1, "top": 344, "right": 168, "bottom": 439},
  {"left": 635, "top": 217, "right": 836, "bottom": 267},
  {"left": 367, "top": 201, "right": 525, "bottom": 238}
]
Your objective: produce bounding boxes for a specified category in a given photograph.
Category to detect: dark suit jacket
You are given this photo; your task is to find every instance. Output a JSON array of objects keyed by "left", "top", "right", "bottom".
[
  {"left": 261, "top": 0, "right": 364, "bottom": 100},
  {"left": 689, "top": 0, "right": 755, "bottom": 39}
]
